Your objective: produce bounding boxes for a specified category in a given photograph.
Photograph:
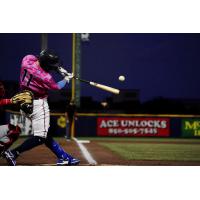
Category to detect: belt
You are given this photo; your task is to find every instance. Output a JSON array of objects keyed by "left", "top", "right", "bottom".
[{"left": 34, "top": 97, "right": 47, "bottom": 100}]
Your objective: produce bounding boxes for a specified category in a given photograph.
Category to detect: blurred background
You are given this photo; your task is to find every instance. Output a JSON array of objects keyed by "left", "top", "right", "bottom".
[{"left": 1, "top": 33, "right": 200, "bottom": 114}]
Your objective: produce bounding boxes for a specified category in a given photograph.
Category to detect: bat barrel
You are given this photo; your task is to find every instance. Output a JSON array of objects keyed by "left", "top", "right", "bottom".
[
  {"left": 74, "top": 77, "right": 120, "bottom": 95},
  {"left": 90, "top": 82, "right": 120, "bottom": 94}
]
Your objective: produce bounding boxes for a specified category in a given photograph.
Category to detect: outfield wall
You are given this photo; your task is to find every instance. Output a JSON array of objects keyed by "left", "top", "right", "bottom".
[
  {"left": 5, "top": 110, "right": 200, "bottom": 138},
  {"left": 75, "top": 113, "right": 200, "bottom": 138}
]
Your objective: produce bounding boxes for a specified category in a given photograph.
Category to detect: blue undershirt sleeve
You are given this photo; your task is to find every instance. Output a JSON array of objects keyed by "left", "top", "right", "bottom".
[{"left": 57, "top": 79, "right": 68, "bottom": 89}]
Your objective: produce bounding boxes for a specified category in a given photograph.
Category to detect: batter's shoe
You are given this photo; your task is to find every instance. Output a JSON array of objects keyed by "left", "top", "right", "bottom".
[
  {"left": 56, "top": 157, "right": 80, "bottom": 166},
  {"left": 57, "top": 158, "right": 70, "bottom": 166},
  {"left": 69, "top": 158, "right": 80, "bottom": 166},
  {"left": 2, "top": 150, "right": 16, "bottom": 166}
]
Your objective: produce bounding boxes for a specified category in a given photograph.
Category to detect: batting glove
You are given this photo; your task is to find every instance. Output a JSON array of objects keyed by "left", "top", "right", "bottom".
[
  {"left": 57, "top": 66, "right": 68, "bottom": 76},
  {"left": 64, "top": 73, "right": 74, "bottom": 83}
]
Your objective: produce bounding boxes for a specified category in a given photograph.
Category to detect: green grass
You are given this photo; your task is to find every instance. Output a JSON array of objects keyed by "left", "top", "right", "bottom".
[
  {"left": 78, "top": 137, "right": 200, "bottom": 143},
  {"left": 99, "top": 142, "right": 200, "bottom": 161}
]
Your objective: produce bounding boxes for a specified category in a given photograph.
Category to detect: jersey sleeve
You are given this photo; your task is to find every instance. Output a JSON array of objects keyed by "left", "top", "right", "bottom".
[
  {"left": 42, "top": 76, "right": 61, "bottom": 90},
  {"left": 0, "top": 99, "right": 12, "bottom": 106}
]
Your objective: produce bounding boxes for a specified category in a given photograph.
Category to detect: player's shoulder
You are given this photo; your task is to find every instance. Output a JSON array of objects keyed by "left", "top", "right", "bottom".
[
  {"left": 22, "top": 55, "right": 38, "bottom": 62},
  {"left": 21, "top": 55, "right": 39, "bottom": 68}
]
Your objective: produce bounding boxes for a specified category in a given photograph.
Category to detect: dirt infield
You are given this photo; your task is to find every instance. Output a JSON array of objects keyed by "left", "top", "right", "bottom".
[
  {"left": 1, "top": 138, "right": 200, "bottom": 166},
  {"left": 0, "top": 139, "right": 86, "bottom": 166}
]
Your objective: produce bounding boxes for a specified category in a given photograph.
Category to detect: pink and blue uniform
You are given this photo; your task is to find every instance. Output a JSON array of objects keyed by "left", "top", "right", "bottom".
[
  {"left": 20, "top": 55, "right": 63, "bottom": 99},
  {"left": 2, "top": 53, "right": 80, "bottom": 166}
]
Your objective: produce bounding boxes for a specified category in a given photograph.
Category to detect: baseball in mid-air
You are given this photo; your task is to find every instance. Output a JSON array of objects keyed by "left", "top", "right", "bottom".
[{"left": 118, "top": 75, "right": 125, "bottom": 82}]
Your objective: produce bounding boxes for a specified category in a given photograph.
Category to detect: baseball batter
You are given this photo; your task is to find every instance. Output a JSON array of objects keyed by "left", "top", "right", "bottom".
[{"left": 2, "top": 50, "right": 80, "bottom": 166}]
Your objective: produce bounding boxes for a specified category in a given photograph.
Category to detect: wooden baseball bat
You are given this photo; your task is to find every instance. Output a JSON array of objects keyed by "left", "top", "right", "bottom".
[
  {"left": 75, "top": 77, "right": 120, "bottom": 95},
  {"left": 57, "top": 67, "right": 120, "bottom": 94}
]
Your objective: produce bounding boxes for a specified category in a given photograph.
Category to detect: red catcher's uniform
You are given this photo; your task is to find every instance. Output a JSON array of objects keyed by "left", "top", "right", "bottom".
[
  {"left": 0, "top": 82, "right": 21, "bottom": 154},
  {"left": 0, "top": 99, "right": 12, "bottom": 106}
]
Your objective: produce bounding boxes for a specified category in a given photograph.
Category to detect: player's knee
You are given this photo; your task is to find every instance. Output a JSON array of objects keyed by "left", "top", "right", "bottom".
[
  {"left": 0, "top": 141, "right": 6, "bottom": 153},
  {"left": 44, "top": 136, "right": 54, "bottom": 147},
  {"left": 0, "top": 136, "right": 13, "bottom": 152},
  {"left": 7, "top": 124, "right": 21, "bottom": 142}
]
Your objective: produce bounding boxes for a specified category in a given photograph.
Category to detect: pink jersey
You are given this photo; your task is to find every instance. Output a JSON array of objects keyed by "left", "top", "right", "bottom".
[{"left": 20, "top": 55, "right": 60, "bottom": 99}]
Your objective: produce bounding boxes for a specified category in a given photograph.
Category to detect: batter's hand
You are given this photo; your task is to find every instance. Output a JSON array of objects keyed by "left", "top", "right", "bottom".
[
  {"left": 57, "top": 66, "right": 69, "bottom": 77},
  {"left": 64, "top": 73, "right": 74, "bottom": 83}
]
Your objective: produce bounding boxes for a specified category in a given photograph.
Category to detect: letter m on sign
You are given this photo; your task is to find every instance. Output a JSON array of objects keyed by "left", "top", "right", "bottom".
[{"left": 182, "top": 119, "right": 200, "bottom": 137}]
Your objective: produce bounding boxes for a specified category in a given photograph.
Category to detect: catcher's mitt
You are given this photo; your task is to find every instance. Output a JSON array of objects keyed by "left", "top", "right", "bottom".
[{"left": 11, "top": 90, "right": 34, "bottom": 114}]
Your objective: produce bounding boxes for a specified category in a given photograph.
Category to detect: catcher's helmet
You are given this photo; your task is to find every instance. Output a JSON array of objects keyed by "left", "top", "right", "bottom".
[
  {"left": 39, "top": 49, "right": 60, "bottom": 72},
  {"left": 0, "top": 81, "right": 5, "bottom": 99}
]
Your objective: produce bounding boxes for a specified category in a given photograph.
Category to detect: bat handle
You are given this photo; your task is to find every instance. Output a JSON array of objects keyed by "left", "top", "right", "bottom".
[{"left": 74, "top": 77, "right": 90, "bottom": 84}]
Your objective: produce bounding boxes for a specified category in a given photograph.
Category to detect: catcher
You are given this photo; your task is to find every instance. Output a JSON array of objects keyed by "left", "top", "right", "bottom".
[{"left": 0, "top": 81, "right": 33, "bottom": 160}]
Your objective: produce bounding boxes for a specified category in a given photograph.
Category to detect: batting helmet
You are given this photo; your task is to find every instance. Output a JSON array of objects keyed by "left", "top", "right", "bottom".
[
  {"left": 0, "top": 81, "right": 5, "bottom": 99},
  {"left": 39, "top": 49, "right": 60, "bottom": 72}
]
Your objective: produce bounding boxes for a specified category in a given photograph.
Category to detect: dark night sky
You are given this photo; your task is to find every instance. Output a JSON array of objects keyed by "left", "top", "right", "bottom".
[{"left": 0, "top": 33, "right": 200, "bottom": 102}]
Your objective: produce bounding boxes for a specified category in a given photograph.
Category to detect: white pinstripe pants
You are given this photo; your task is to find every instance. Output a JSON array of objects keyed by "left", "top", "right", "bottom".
[{"left": 29, "top": 98, "right": 50, "bottom": 138}]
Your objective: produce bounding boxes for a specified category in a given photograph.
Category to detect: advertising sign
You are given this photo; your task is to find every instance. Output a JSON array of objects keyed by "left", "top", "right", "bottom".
[
  {"left": 97, "top": 117, "right": 170, "bottom": 137},
  {"left": 182, "top": 119, "right": 200, "bottom": 137}
]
